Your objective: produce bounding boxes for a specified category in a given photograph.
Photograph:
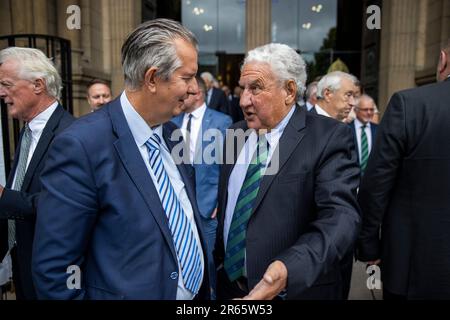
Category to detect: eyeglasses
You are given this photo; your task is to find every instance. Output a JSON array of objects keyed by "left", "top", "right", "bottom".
[{"left": 356, "top": 108, "right": 375, "bottom": 113}]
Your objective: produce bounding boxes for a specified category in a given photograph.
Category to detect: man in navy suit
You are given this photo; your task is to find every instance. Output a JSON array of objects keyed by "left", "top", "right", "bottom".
[
  {"left": 201, "top": 72, "right": 229, "bottom": 115},
  {"left": 172, "top": 76, "right": 232, "bottom": 298},
  {"left": 32, "top": 19, "right": 209, "bottom": 300},
  {"left": 348, "top": 94, "right": 378, "bottom": 175},
  {"left": 0, "top": 47, "right": 74, "bottom": 300}
]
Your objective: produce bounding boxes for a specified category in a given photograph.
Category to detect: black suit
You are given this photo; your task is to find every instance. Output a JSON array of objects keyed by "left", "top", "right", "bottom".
[
  {"left": 357, "top": 78, "right": 450, "bottom": 299},
  {"left": 207, "top": 87, "right": 229, "bottom": 115},
  {"left": 215, "top": 106, "right": 361, "bottom": 299},
  {"left": 0, "top": 105, "right": 74, "bottom": 299}
]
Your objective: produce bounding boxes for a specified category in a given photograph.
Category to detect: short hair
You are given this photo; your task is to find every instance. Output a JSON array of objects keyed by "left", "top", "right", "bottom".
[
  {"left": 355, "top": 94, "right": 376, "bottom": 110},
  {"left": 305, "top": 81, "right": 318, "bottom": 100},
  {"left": 200, "top": 71, "right": 214, "bottom": 82},
  {"left": 196, "top": 76, "right": 207, "bottom": 95},
  {"left": 0, "top": 47, "right": 62, "bottom": 99},
  {"left": 242, "top": 43, "right": 307, "bottom": 100},
  {"left": 121, "top": 18, "right": 198, "bottom": 90},
  {"left": 86, "top": 79, "right": 111, "bottom": 93},
  {"left": 316, "top": 71, "right": 358, "bottom": 99}
]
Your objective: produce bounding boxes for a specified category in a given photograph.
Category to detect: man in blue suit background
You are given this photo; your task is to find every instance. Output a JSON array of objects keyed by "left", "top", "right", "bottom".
[
  {"left": 172, "top": 76, "right": 232, "bottom": 298},
  {"left": 32, "top": 19, "right": 209, "bottom": 300}
]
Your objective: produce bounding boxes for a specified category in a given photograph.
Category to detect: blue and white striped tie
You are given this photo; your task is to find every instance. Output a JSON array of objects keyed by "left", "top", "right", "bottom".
[{"left": 145, "top": 133, "right": 203, "bottom": 295}]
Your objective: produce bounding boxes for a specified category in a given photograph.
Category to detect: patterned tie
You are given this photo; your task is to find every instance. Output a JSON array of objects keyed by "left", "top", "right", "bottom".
[
  {"left": 360, "top": 124, "right": 369, "bottom": 173},
  {"left": 224, "top": 134, "right": 269, "bottom": 282},
  {"left": 145, "top": 132, "right": 203, "bottom": 294},
  {"left": 8, "top": 123, "right": 32, "bottom": 249}
]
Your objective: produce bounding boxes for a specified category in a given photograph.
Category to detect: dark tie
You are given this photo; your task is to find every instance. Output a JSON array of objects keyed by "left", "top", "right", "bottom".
[
  {"left": 145, "top": 132, "right": 203, "bottom": 294},
  {"left": 224, "top": 135, "right": 269, "bottom": 282},
  {"left": 360, "top": 125, "right": 369, "bottom": 173},
  {"left": 9, "top": 123, "right": 32, "bottom": 249},
  {"left": 186, "top": 113, "right": 193, "bottom": 134}
]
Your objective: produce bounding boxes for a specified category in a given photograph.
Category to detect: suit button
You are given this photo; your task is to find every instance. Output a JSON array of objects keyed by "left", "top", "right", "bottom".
[{"left": 170, "top": 272, "right": 178, "bottom": 280}]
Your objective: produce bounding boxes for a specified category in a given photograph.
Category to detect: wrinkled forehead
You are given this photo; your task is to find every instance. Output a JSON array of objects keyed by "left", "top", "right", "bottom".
[{"left": 0, "top": 58, "right": 21, "bottom": 78}]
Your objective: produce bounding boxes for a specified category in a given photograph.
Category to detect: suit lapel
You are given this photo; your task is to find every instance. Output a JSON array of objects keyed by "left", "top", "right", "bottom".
[
  {"left": 109, "top": 101, "right": 178, "bottom": 260},
  {"left": 20, "top": 105, "right": 64, "bottom": 191},
  {"left": 251, "top": 106, "right": 306, "bottom": 213}
]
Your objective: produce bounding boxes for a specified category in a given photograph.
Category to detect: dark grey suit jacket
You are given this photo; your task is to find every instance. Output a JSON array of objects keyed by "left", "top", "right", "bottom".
[
  {"left": 215, "top": 106, "right": 361, "bottom": 299},
  {"left": 357, "top": 78, "right": 450, "bottom": 298}
]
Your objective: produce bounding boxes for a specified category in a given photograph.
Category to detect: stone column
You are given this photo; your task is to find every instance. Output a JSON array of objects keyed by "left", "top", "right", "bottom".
[
  {"left": 109, "top": 0, "right": 142, "bottom": 96},
  {"left": 57, "top": 0, "right": 85, "bottom": 116},
  {"left": 378, "top": 0, "right": 420, "bottom": 113},
  {"left": 0, "top": 0, "right": 12, "bottom": 36},
  {"left": 246, "top": 0, "right": 271, "bottom": 52},
  {"left": 32, "top": 0, "right": 49, "bottom": 34}
]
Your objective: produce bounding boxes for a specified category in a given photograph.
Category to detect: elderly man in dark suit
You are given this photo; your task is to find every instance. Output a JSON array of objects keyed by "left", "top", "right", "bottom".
[
  {"left": 349, "top": 94, "right": 378, "bottom": 175},
  {"left": 357, "top": 39, "right": 450, "bottom": 299},
  {"left": 0, "top": 47, "right": 74, "bottom": 299},
  {"left": 214, "top": 43, "right": 361, "bottom": 300},
  {"left": 32, "top": 19, "right": 209, "bottom": 300},
  {"left": 201, "top": 72, "right": 229, "bottom": 115}
]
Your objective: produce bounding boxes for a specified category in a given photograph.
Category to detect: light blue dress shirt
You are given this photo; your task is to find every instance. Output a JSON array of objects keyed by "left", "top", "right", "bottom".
[{"left": 120, "top": 92, "right": 204, "bottom": 300}]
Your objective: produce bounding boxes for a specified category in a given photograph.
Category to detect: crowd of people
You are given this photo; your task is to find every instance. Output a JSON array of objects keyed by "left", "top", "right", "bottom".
[{"left": 0, "top": 18, "right": 450, "bottom": 300}]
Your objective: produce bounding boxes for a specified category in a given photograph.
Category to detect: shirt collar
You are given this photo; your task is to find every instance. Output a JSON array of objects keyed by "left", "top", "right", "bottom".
[
  {"left": 188, "top": 103, "right": 207, "bottom": 119},
  {"left": 354, "top": 117, "right": 370, "bottom": 129},
  {"left": 314, "top": 104, "right": 331, "bottom": 117},
  {"left": 264, "top": 104, "right": 296, "bottom": 149},
  {"left": 120, "top": 91, "right": 162, "bottom": 147},
  {"left": 28, "top": 101, "right": 58, "bottom": 134}
]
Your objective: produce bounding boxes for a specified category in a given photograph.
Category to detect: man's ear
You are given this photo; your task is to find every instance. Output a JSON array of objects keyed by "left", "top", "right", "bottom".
[
  {"left": 438, "top": 50, "right": 447, "bottom": 74},
  {"left": 144, "top": 67, "right": 158, "bottom": 93},
  {"left": 323, "top": 88, "right": 333, "bottom": 103},
  {"left": 284, "top": 80, "right": 297, "bottom": 105},
  {"left": 33, "top": 78, "right": 46, "bottom": 94}
]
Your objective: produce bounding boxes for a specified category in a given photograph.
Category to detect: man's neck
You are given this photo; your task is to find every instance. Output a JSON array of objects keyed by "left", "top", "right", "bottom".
[{"left": 25, "top": 97, "right": 57, "bottom": 122}]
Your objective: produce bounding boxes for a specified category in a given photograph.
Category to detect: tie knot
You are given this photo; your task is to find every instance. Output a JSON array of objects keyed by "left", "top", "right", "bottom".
[{"left": 146, "top": 133, "right": 162, "bottom": 151}]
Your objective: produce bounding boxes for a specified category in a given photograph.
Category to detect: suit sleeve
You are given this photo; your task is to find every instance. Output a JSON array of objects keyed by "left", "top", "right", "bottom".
[
  {"left": 32, "top": 132, "right": 98, "bottom": 300},
  {"left": 356, "top": 93, "right": 406, "bottom": 261},
  {"left": 275, "top": 124, "right": 361, "bottom": 296},
  {"left": 0, "top": 189, "right": 39, "bottom": 219}
]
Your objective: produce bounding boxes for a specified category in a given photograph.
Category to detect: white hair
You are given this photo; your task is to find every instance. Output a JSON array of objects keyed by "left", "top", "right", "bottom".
[
  {"left": 0, "top": 47, "right": 62, "bottom": 99},
  {"left": 316, "top": 71, "right": 358, "bottom": 99},
  {"left": 200, "top": 71, "right": 214, "bottom": 82},
  {"left": 242, "top": 43, "right": 307, "bottom": 100}
]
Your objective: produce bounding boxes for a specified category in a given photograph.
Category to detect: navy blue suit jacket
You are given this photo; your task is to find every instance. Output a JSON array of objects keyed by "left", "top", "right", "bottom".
[
  {"left": 33, "top": 98, "right": 209, "bottom": 300},
  {"left": 172, "top": 108, "right": 232, "bottom": 219},
  {"left": 0, "top": 105, "right": 74, "bottom": 299}
]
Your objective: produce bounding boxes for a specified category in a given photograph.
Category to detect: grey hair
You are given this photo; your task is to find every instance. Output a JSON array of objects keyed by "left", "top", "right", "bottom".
[
  {"left": 121, "top": 18, "right": 198, "bottom": 90},
  {"left": 305, "top": 81, "right": 318, "bottom": 100},
  {"left": 355, "top": 94, "right": 377, "bottom": 110},
  {"left": 200, "top": 71, "right": 214, "bottom": 82},
  {"left": 316, "top": 71, "right": 358, "bottom": 99},
  {"left": 242, "top": 43, "right": 307, "bottom": 100},
  {"left": 0, "top": 47, "right": 62, "bottom": 99}
]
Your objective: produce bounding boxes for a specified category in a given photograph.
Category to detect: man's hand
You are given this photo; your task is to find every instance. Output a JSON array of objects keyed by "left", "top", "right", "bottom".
[
  {"left": 211, "top": 208, "right": 217, "bottom": 219},
  {"left": 0, "top": 184, "right": 3, "bottom": 197},
  {"left": 241, "top": 260, "right": 287, "bottom": 300}
]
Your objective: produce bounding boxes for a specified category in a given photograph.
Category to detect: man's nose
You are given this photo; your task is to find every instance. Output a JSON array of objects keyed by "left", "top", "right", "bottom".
[{"left": 240, "top": 89, "right": 252, "bottom": 108}]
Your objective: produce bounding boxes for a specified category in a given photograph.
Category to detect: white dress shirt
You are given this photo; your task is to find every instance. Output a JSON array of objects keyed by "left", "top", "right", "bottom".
[
  {"left": 354, "top": 118, "right": 373, "bottom": 163},
  {"left": 181, "top": 104, "right": 207, "bottom": 164},
  {"left": 314, "top": 104, "right": 331, "bottom": 117},
  {"left": 12, "top": 101, "right": 58, "bottom": 188},
  {"left": 224, "top": 104, "right": 296, "bottom": 252},
  {"left": 120, "top": 92, "right": 204, "bottom": 300}
]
